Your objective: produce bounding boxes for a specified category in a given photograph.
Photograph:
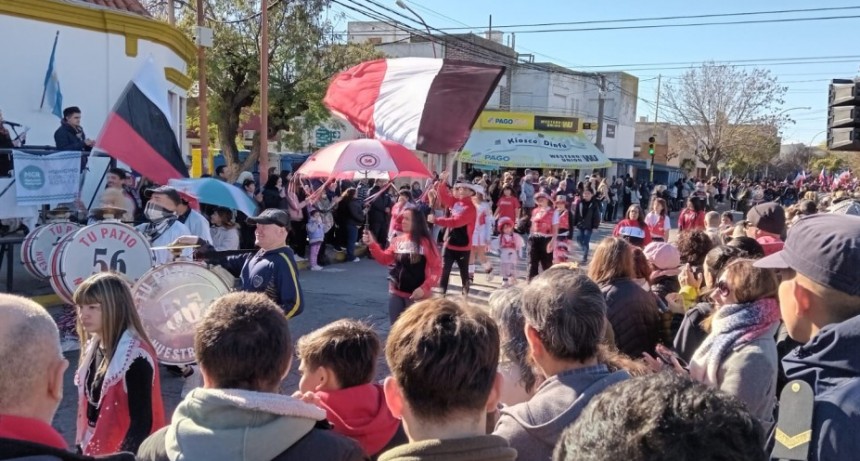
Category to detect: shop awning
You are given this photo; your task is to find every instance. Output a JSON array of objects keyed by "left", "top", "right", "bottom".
[{"left": 459, "top": 129, "right": 612, "bottom": 169}]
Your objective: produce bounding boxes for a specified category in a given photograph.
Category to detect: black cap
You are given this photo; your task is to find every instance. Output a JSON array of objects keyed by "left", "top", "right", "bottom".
[
  {"left": 145, "top": 186, "right": 181, "bottom": 205},
  {"left": 246, "top": 208, "right": 290, "bottom": 228},
  {"left": 755, "top": 214, "right": 860, "bottom": 296},
  {"left": 747, "top": 203, "right": 786, "bottom": 235}
]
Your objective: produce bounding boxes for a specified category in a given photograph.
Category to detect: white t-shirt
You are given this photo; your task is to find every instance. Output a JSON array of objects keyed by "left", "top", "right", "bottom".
[
  {"left": 182, "top": 209, "right": 213, "bottom": 244},
  {"left": 136, "top": 220, "right": 192, "bottom": 265},
  {"left": 211, "top": 226, "right": 240, "bottom": 251}
]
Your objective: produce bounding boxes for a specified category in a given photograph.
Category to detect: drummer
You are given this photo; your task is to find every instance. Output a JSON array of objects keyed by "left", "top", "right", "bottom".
[
  {"left": 138, "top": 186, "right": 192, "bottom": 265},
  {"left": 175, "top": 192, "right": 213, "bottom": 245},
  {"left": 174, "top": 208, "right": 305, "bottom": 318}
]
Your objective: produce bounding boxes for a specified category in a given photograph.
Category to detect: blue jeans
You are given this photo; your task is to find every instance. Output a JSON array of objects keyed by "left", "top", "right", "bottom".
[
  {"left": 346, "top": 224, "right": 358, "bottom": 260},
  {"left": 577, "top": 228, "right": 593, "bottom": 261}
]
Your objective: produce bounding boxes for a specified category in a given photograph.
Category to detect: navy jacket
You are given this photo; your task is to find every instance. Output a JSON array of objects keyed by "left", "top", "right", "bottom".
[
  {"left": 53, "top": 122, "right": 91, "bottom": 151},
  {"left": 779, "top": 315, "right": 860, "bottom": 461},
  {"left": 202, "top": 243, "right": 305, "bottom": 318}
]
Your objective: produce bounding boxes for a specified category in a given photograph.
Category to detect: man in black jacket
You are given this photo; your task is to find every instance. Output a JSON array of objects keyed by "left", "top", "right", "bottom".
[
  {"left": 54, "top": 106, "right": 93, "bottom": 151},
  {"left": 0, "top": 293, "right": 135, "bottom": 461},
  {"left": 137, "top": 292, "right": 366, "bottom": 461}
]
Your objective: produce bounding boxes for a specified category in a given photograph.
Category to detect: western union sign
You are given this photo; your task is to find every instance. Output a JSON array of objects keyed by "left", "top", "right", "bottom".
[{"left": 476, "top": 111, "right": 595, "bottom": 133}]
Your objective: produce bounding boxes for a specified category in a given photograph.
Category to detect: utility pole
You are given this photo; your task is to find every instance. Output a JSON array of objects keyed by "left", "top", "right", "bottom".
[
  {"left": 596, "top": 74, "right": 607, "bottom": 152},
  {"left": 196, "top": 0, "right": 209, "bottom": 175},
  {"left": 167, "top": 0, "right": 175, "bottom": 25},
  {"left": 259, "top": 0, "right": 270, "bottom": 186},
  {"left": 650, "top": 74, "right": 661, "bottom": 182}
]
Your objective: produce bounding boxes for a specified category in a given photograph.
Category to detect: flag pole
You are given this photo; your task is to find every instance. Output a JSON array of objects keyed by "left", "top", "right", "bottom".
[
  {"left": 40, "top": 31, "right": 59, "bottom": 110},
  {"left": 196, "top": 0, "right": 210, "bottom": 176}
]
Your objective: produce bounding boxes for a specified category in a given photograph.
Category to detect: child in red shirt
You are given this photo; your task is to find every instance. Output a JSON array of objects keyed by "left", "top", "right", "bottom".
[{"left": 295, "top": 320, "right": 406, "bottom": 458}]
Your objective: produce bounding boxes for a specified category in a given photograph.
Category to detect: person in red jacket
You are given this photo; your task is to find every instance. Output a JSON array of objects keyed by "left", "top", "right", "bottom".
[
  {"left": 295, "top": 320, "right": 407, "bottom": 458},
  {"left": 528, "top": 192, "right": 558, "bottom": 280},
  {"left": 678, "top": 197, "right": 706, "bottom": 231},
  {"left": 427, "top": 173, "right": 477, "bottom": 296},
  {"left": 73, "top": 272, "right": 165, "bottom": 456},
  {"left": 612, "top": 204, "right": 652, "bottom": 248},
  {"left": 365, "top": 208, "right": 441, "bottom": 323}
]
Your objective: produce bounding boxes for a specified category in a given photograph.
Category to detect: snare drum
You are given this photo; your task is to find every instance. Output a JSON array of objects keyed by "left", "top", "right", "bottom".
[
  {"left": 21, "top": 221, "right": 81, "bottom": 280},
  {"left": 132, "top": 262, "right": 230, "bottom": 365},
  {"left": 49, "top": 222, "right": 154, "bottom": 304}
]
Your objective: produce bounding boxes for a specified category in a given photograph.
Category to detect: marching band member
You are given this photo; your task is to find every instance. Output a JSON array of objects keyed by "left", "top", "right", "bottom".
[
  {"left": 73, "top": 272, "right": 165, "bottom": 455},
  {"left": 469, "top": 186, "right": 493, "bottom": 282},
  {"left": 175, "top": 208, "right": 305, "bottom": 318},
  {"left": 175, "top": 193, "right": 213, "bottom": 245},
  {"left": 496, "top": 216, "right": 524, "bottom": 287},
  {"left": 553, "top": 194, "right": 571, "bottom": 264},
  {"left": 364, "top": 207, "right": 441, "bottom": 324},
  {"left": 426, "top": 172, "right": 477, "bottom": 296},
  {"left": 137, "top": 186, "right": 192, "bottom": 265},
  {"left": 528, "top": 192, "right": 558, "bottom": 280}
]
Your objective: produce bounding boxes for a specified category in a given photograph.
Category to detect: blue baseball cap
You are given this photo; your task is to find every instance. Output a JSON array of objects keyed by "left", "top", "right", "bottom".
[{"left": 755, "top": 214, "right": 860, "bottom": 296}]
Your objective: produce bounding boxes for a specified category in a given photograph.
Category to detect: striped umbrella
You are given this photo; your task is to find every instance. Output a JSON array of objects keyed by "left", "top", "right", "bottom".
[{"left": 168, "top": 178, "right": 259, "bottom": 216}]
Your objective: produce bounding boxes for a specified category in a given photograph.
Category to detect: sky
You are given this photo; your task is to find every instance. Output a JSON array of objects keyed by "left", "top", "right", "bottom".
[{"left": 329, "top": 0, "right": 860, "bottom": 145}]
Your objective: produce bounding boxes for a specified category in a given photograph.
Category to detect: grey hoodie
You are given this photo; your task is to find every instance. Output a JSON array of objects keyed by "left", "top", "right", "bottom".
[
  {"left": 137, "top": 388, "right": 366, "bottom": 461},
  {"left": 493, "top": 364, "right": 629, "bottom": 461}
]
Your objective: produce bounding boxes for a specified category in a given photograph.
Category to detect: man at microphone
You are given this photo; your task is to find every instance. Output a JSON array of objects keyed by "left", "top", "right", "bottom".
[{"left": 54, "top": 106, "right": 93, "bottom": 151}]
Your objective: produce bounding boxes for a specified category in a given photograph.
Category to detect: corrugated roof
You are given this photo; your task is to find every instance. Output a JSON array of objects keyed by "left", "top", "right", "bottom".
[{"left": 77, "top": 0, "right": 150, "bottom": 16}]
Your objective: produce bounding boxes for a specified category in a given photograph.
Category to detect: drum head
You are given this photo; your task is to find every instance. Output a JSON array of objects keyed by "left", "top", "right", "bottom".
[
  {"left": 21, "top": 222, "right": 81, "bottom": 281},
  {"left": 49, "top": 234, "right": 76, "bottom": 305},
  {"left": 132, "top": 262, "right": 230, "bottom": 365},
  {"left": 55, "top": 222, "right": 154, "bottom": 303}
]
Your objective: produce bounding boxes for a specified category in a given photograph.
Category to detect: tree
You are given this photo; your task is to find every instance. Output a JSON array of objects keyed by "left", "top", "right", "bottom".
[
  {"left": 663, "top": 63, "right": 788, "bottom": 175},
  {"left": 170, "top": 0, "right": 379, "bottom": 180}
]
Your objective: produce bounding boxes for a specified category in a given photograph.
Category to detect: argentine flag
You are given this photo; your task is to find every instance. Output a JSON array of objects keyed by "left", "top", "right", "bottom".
[{"left": 41, "top": 32, "right": 63, "bottom": 119}]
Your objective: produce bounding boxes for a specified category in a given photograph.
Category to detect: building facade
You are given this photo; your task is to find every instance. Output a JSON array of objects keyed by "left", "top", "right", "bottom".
[{"left": 0, "top": 0, "right": 194, "bottom": 153}]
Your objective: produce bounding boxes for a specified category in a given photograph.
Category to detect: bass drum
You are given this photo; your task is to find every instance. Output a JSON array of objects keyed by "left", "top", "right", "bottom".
[
  {"left": 21, "top": 222, "right": 81, "bottom": 280},
  {"left": 132, "top": 262, "right": 230, "bottom": 365},
  {"left": 49, "top": 222, "right": 154, "bottom": 305}
]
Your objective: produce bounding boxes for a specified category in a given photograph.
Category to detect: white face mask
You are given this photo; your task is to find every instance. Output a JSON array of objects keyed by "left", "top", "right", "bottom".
[{"left": 145, "top": 202, "right": 172, "bottom": 221}]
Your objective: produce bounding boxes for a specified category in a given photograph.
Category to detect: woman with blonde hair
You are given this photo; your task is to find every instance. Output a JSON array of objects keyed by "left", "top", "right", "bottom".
[
  {"left": 587, "top": 237, "right": 661, "bottom": 358},
  {"left": 73, "top": 272, "right": 164, "bottom": 455}
]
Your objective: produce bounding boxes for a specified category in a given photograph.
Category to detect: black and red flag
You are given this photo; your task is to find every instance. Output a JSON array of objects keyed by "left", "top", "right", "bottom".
[{"left": 96, "top": 59, "right": 188, "bottom": 184}]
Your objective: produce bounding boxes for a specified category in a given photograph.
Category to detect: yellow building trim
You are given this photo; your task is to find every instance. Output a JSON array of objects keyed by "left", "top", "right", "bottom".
[
  {"left": 165, "top": 67, "right": 193, "bottom": 90},
  {"left": 0, "top": 0, "right": 195, "bottom": 64},
  {"left": 125, "top": 34, "right": 138, "bottom": 57}
]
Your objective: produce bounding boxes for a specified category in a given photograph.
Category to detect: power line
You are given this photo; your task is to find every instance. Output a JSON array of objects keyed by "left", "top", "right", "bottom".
[
  {"left": 506, "top": 14, "right": 860, "bottom": 35},
  {"left": 334, "top": 5, "right": 860, "bottom": 32},
  {"left": 577, "top": 55, "right": 860, "bottom": 69}
]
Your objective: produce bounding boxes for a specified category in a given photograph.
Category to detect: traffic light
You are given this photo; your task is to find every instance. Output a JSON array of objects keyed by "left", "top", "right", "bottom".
[
  {"left": 828, "top": 78, "right": 860, "bottom": 151},
  {"left": 648, "top": 136, "right": 656, "bottom": 156}
]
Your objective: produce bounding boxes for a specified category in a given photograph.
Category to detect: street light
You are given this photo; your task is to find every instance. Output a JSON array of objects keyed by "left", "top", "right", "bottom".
[{"left": 395, "top": 0, "right": 437, "bottom": 58}]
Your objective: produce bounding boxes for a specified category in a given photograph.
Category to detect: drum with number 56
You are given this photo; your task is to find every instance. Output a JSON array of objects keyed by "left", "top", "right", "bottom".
[{"left": 49, "top": 222, "right": 154, "bottom": 304}]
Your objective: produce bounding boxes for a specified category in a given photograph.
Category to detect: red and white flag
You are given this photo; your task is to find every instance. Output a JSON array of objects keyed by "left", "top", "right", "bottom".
[
  {"left": 96, "top": 58, "right": 188, "bottom": 184},
  {"left": 818, "top": 167, "right": 827, "bottom": 184},
  {"left": 793, "top": 170, "right": 806, "bottom": 188},
  {"left": 324, "top": 58, "right": 505, "bottom": 154}
]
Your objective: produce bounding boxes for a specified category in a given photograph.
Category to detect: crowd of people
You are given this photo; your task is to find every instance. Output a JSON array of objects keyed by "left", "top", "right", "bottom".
[{"left": 2, "top": 152, "right": 860, "bottom": 461}]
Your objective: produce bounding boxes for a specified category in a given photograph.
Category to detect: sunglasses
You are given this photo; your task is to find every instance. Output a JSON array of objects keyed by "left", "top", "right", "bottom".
[{"left": 715, "top": 279, "right": 731, "bottom": 297}]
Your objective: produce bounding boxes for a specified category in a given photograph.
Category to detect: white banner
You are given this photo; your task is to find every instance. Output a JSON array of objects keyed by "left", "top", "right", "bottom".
[{"left": 12, "top": 150, "right": 81, "bottom": 206}]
